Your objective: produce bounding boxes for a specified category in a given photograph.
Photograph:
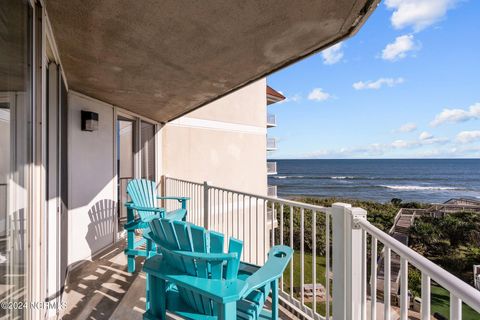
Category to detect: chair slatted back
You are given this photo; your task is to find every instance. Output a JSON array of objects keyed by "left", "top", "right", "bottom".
[
  {"left": 149, "top": 218, "right": 243, "bottom": 316},
  {"left": 126, "top": 179, "right": 160, "bottom": 220}
]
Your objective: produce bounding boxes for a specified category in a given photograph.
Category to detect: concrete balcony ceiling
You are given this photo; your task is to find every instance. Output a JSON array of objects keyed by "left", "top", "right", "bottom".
[{"left": 45, "top": 0, "right": 379, "bottom": 122}]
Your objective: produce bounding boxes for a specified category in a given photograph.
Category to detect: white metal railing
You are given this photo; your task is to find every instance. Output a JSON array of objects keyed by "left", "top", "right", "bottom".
[
  {"left": 267, "top": 161, "right": 277, "bottom": 175},
  {"left": 164, "top": 176, "right": 331, "bottom": 319},
  {"left": 353, "top": 211, "right": 480, "bottom": 320},
  {"left": 162, "top": 177, "right": 480, "bottom": 320},
  {"left": 267, "top": 137, "right": 277, "bottom": 150},
  {"left": 267, "top": 113, "right": 277, "bottom": 127},
  {"left": 162, "top": 177, "right": 206, "bottom": 228},
  {"left": 267, "top": 185, "right": 277, "bottom": 197}
]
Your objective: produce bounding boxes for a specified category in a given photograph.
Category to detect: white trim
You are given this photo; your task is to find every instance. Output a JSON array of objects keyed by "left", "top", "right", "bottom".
[
  {"left": 168, "top": 117, "right": 266, "bottom": 135},
  {"left": 45, "top": 10, "right": 68, "bottom": 91}
]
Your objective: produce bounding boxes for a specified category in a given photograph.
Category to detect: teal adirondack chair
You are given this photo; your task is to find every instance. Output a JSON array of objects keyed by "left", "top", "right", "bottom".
[
  {"left": 124, "top": 179, "right": 189, "bottom": 272},
  {"left": 143, "top": 218, "right": 293, "bottom": 320}
]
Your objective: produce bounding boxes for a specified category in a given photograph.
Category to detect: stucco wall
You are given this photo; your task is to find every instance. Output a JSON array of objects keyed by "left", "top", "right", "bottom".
[
  {"left": 162, "top": 78, "right": 267, "bottom": 195},
  {"left": 187, "top": 79, "right": 267, "bottom": 127},
  {"left": 68, "top": 93, "right": 116, "bottom": 265}
]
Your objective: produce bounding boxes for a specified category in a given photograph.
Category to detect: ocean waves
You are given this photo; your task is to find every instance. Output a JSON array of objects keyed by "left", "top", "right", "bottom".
[
  {"left": 273, "top": 175, "right": 358, "bottom": 180},
  {"left": 271, "top": 175, "right": 472, "bottom": 194},
  {"left": 272, "top": 175, "right": 452, "bottom": 181},
  {"left": 270, "top": 159, "right": 480, "bottom": 202},
  {"left": 379, "top": 185, "right": 462, "bottom": 191}
]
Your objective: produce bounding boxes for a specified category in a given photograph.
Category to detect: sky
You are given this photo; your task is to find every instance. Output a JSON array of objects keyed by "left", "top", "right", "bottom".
[{"left": 267, "top": 0, "right": 480, "bottom": 159}]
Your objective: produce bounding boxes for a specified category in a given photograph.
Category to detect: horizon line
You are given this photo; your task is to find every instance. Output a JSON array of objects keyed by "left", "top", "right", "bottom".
[{"left": 268, "top": 157, "right": 480, "bottom": 160}]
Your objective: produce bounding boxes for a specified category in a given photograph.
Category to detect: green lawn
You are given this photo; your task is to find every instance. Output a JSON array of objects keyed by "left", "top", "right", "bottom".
[
  {"left": 280, "top": 253, "right": 479, "bottom": 319},
  {"left": 431, "top": 285, "right": 479, "bottom": 320},
  {"left": 282, "top": 252, "right": 331, "bottom": 316}
]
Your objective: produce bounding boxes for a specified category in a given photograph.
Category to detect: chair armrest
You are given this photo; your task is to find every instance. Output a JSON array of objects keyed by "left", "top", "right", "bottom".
[
  {"left": 144, "top": 255, "right": 247, "bottom": 303},
  {"left": 125, "top": 203, "right": 165, "bottom": 213},
  {"left": 243, "top": 245, "right": 293, "bottom": 297},
  {"left": 157, "top": 196, "right": 190, "bottom": 202}
]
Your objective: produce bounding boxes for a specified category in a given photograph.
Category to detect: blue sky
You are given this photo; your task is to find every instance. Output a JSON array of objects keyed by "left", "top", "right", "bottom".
[{"left": 267, "top": 0, "right": 480, "bottom": 159}]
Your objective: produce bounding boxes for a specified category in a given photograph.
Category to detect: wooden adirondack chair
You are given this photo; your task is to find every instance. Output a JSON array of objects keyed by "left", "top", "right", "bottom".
[
  {"left": 124, "top": 179, "right": 189, "bottom": 272},
  {"left": 143, "top": 218, "right": 293, "bottom": 320}
]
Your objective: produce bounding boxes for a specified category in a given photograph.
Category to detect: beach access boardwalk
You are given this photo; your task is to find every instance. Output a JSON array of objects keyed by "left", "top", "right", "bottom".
[{"left": 376, "top": 198, "right": 480, "bottom": 302}]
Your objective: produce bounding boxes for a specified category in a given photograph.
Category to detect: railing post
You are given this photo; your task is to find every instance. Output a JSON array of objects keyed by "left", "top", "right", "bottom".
[
  {"left": 203, "top": 181, "right": 210, "bottom": 229},
  {"left": 161, "top": 175, "right": 167, "bottom": 208},
  {"left": 332, "top": 203, "right": 367, "bottom": 320}
]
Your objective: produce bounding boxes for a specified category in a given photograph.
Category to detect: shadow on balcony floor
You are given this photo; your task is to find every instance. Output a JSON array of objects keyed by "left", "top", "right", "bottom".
[{"left": 61, "top": 239, "right": 149, "bottom": 320}]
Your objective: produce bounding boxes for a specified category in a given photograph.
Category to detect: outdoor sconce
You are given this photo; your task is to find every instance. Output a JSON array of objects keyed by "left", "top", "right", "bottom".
[{"left": 81, "top": 110, "right": 99, "bottom": 131}]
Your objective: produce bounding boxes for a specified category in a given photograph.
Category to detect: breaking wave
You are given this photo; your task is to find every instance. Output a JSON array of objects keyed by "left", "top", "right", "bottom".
[{"left": 379, "top": 185, "right": 461, "bottom": 191}]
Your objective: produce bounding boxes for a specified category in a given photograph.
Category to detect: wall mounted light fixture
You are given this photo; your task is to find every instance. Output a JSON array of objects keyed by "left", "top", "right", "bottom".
[{"left": 81, "top": 110, "right": 99, "bottom": 131}]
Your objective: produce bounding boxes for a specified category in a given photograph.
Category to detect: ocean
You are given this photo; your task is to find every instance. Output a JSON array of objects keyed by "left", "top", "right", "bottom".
[{"left": 269, "top": 159, "right": 480, "bottom": 203}]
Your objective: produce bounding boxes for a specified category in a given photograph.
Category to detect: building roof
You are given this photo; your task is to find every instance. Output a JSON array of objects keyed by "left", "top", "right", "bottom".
[
  {"left": 45, "top": 0, "right": 379, "bottom": 122},
  {"left": 266, "top": 86, "right": 286, "bottom": 105}
]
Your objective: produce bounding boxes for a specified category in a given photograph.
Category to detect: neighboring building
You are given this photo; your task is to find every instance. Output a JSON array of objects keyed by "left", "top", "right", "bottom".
[
  {"left": 266, "top": 86, "right": 285, "bottom": 197},
  {"left": 162, "top": 79, "right": 268, "bottom": 196}
]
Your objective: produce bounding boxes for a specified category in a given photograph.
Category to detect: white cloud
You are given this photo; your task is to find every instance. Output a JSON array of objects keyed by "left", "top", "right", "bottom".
[
  {"left": 322, "top": 43, "right": 344, "bottom": 65},
  {"left": 391, "top": 140, "right": 409, "bottom": 148},
  {"left": 381, "top": 35, "right": 419, "bottom": 61},
  {"left": 302, "top": 135, "right": 449, "bottom": 158},
  {"left": 419, "top": 131, "right": 433, "bottom": 140},
  {"left": 353, "top": 77, "right": 404, "bottom": 90},
  {"left": 456, "top": 130, "right": 480, "bottom": 144},
  {"left": 385, "top": 0, "right": 458, "bottom": 32},
  {"left": 391, "top": 134, "right": 449, "bottom": 149},
  {"left": 308, "top": 88, "right": 331, "bottom": 102},
  {"left": 430, "top": 102, "right": 480, "bottom": 126},
  {"left": 279, "top": 93, "right": 302, "bottom": 104},
  {"left": 397, "top": 123, "right": 417, "bottom": 133},
  {"left": 290, "top": 94, "right": 302, "bottom": 102}
]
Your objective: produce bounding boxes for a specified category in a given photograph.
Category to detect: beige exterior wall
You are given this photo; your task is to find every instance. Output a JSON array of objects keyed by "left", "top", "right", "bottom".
[
  {"left": 67, "top": 92, "right": 117, "bottom": 266},
  {"left": 64, "top": 78, "right": 269, "bottom": 267},
  {"left": 187, "top": 79, "right": 267, "bottom": 126},
  {"left": 161, "top": 78, "right": 268, "bottom": 195}
]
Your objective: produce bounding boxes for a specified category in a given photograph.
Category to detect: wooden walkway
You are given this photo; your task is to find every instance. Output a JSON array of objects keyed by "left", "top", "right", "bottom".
[{"left": 376, "top": 198, "right": 480, "bottom": 300}]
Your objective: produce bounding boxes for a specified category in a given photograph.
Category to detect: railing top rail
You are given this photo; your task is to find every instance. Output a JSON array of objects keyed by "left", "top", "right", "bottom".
[
  {"left": 207, "top": 183, "right": 328, "bottom": 213},
  {"left": 165, "top": 176, "right": 204, "bottom": 187},
  {"left": 165, "top": 176, "right": 327, "bottom": 212},
  {"left": 356, "top": 218, "right": 480, "bottom": 313}
]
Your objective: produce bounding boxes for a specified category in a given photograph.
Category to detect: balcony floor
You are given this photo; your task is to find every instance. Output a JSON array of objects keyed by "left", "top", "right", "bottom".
[
  {"left": 61, "top": 239, "right": 151, "bottom": 320},
  {"left": 61, "top": 239, "right": 294, "bottom": 320}
]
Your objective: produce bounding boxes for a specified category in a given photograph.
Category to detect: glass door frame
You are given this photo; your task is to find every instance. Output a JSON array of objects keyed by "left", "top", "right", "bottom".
[{"left": 113, "top": 109, "right": 160, "bottom": 241}]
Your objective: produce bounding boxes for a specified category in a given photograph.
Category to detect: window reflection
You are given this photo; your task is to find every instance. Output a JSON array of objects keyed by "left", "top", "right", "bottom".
[{"left": 0, "top": 1, "right": 32, "bottom": 317}]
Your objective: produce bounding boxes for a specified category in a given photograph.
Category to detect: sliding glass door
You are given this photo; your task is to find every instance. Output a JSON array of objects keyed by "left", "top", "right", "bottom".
[
  {"left": 140, "top": 121, "right": 156, "bottom": 181},
  {"left": 116, "top": 117, "right": 157, "bottom": 234},
  {"left": 0, "top": 0, "right": 33, "bottom": 317},
  {"left": 117, "top": 117, "right": 135, "bottom": 229}
]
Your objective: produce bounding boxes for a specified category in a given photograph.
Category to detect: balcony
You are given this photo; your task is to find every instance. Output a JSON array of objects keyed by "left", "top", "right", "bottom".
[
  {"left": 267, "top": 113, "right": 277, "bottom": 128},
  {"left": 160, "top": 177, "right": 480, "bottom": 319},
  {"left": 267, "top": 161, "right": 277, "bottom": 175},
  {"left": 268, "top": 185, "right": 277, "bottom": 198},
  {"left": 64, "top": 177, "right": 480, "bottom": 320},
  {"left": 267, "top": 137, "right": 277, "bottom": 151}
]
